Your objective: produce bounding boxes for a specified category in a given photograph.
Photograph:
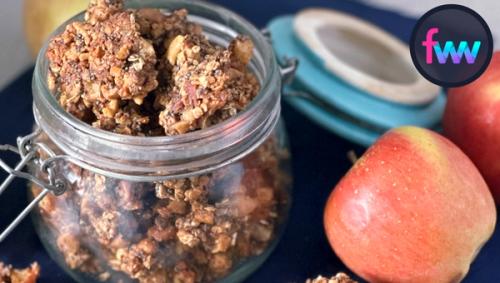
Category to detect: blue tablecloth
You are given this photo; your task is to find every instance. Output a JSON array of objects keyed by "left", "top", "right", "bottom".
[{"left": 0, "top": 1, "right": 499, "bottom": 282}]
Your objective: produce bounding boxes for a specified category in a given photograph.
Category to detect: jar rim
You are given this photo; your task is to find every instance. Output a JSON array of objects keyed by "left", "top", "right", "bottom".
[
  {"left": 32, "top": 0, "right": 282, "bottom": 180},
  {"left": 34, "top": 0, "right": 279, "bottom": 145}
]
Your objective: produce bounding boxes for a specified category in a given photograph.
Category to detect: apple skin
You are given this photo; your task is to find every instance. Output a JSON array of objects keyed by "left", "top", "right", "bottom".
[
  {"left": 444, "top": 52, "right": 500, "bottom": 204},
  {"left": 23, "top": 0, "right": 88, "bottom": 57},
  {"left": 324, "top": 126, "right": 496, "bottom": 283}
]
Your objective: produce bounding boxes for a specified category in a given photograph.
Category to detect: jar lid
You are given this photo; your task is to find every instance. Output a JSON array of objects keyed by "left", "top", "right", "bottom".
[
  {"left": 267, "top": 11, "right": 446, "bottom": 146},
  {"left": 284, "top": 85, "right": 381, "bottom": 147},
  {"left": 294, "top": 9, "right": 440, "bottom": 105}
]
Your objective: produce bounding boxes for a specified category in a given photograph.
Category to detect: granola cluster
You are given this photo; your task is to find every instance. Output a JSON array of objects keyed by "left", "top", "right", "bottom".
[
  {"left": 46, "top": 0, "right": 258, "bottom": 136},
  {"left": 305, "top": 273, "right": 357, "bottom": 283},
  {"left": 0, "top": 262, "right": 40, "bottom": 283}
]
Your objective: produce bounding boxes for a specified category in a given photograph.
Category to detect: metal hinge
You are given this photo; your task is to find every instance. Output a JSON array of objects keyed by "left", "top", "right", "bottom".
[{"left": 0, "top": 128, "right": 67, "bottom": 242}]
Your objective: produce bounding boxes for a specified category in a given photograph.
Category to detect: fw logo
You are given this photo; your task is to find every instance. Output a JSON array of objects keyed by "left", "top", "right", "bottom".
[{"left": 422, "top": 27, "right": 481, "bottom": 64}]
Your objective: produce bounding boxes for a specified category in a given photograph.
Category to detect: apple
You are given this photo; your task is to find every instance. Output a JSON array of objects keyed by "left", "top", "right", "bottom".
[
  {"left": 443, "top": 51, "right": 500, "bottom": 204},
  {"left": 23, "top": 0, "right": 88, "bottom": 57},
  {"left": 324, "top": 126, "right": 496, "bottom": 283}
]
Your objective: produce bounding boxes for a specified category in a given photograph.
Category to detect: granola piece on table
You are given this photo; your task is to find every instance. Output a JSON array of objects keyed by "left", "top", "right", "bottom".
[
  {"left": 0, "top": 262, "right": 40, "bottom": 283},
  {"left": 306, "top": 273, "right": 358, "bottom": 283}
]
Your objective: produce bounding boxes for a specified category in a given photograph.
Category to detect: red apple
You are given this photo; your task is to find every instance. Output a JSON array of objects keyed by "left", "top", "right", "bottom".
[
  {"left": 324, "top": 126, "right": 496, "bottom": 283},
  {"left": 444, "top": 51, "right": 500, "bottom": 203}
]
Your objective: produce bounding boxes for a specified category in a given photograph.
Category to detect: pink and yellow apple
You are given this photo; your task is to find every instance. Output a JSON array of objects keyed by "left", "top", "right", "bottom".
[
  {"left": 23, "top": 0, "right": 88, "bottom": 57},
  {"left": 324, "top": 126, "right": 496, "bottom": 283},
  {"left": 444, "top": 51, "right": 500, "bottom": 203}
]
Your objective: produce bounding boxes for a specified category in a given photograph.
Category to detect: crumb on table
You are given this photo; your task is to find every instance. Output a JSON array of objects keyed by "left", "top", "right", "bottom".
[
  {"left": 306, "top": 273, "right": 358, "bottom": 283},
  {"left": 0, "top": 262, "right": 40, "bottom": 283}
]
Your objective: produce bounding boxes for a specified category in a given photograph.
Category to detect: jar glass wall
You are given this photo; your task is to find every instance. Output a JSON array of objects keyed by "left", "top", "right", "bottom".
[{"left": 30, "top": 127, "right": 291, "bottom": 283}]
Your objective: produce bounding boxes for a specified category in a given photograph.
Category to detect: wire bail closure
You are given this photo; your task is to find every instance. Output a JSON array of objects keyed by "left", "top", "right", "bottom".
[{"left": 0, "top": 128, "right": 67, "bottom": 242}]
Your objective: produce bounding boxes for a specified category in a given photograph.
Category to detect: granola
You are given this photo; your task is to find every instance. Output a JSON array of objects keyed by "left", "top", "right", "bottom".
[
  {"left": 305, "top": 273, "right": 357, "bottom": 283},
  {"left": 39, "top": 1, "right": 287, "bottom": 282},
  {"left": 47, "top": 7, "right": 159, "bottom": 135},
  {"left": 46, "top": 0, "right": 258, "bottom": 136},
  {"left": 34, "top": 137, "right": 289, "bottom": 283},
  {"left": 0, "top": 262, "right": 40, "bottom": 283}
]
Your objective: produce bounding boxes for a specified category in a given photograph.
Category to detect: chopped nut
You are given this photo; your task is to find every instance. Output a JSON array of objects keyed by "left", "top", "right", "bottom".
[
  {"left": 212, "top": 234, "right": 232, "bottom": 253},
  {"left": 57, "top": 233, "right": 92, "bottom": 269},
  {"left": 116, "top": 181, "right": 144, "bottom": 211},
  {"left": 209, "top": 253, "right": 232, "bottom": 274},
  {"left": 173, "top": 262, "right": 196, "bottom": 283},
  {"left": 184, "top": 188, "right": 203, "bottom": 202},
  {"left": 148, "top": 225, "right": 176, "bottom": 242},
  {"left": 155, "top": 183, "right": 171, "bottom": 199},
  {"left": 193, "top": 209, "right": 215, "bottom": 225},
  {"left": 133, "top": 96, "right": 144, "bottom": 105},
  {"left": 108, "top": 99, "right": 120, "bottom": 112},
  {"left": 168, "top": 200, "right": 187, "bottom": 215},
  {"left": 171, "top": 120, "right": 191, "bottom": 134},
  {"left": 230, "top": 36, "right": 254, "bottom": 66},
  {"left": 251, "top": 223, "right": 273, "bottom": 242},
  {"left": 98, "top": 272, "right": 111, "bottom": 281},
  {"left": 85, "top": 0, "right": 123, "bottom": 24},
  {"left": 38, "top": 193, "right": 56, "bottom": 214},
  {"left": 256, "top": 186, "right": 274, "bottom": 203},
  {"left": 116, "top": 45, "right": 130, "bottom": 60},
  {"left": 177, "top": 230, "right": 200, "bottom": 247},
  {"left": 167, "top": 35, "right": 185, "bottom": 65},
  {"left": 234, "top": 195, "right": 257, "bottom": 216}
]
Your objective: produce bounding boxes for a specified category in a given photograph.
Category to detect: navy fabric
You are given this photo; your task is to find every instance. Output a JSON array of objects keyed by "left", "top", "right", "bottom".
[{"left": 0, "top": 1, "right": 498, "bottom": 282}]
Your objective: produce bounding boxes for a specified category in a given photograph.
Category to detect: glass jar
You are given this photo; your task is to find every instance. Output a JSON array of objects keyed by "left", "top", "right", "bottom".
[{"left": 19, "top": 1, "right": 293, "bottom": 282}]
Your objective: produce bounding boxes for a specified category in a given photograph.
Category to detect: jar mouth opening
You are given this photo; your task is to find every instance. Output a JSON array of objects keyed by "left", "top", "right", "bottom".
[
  {"left": 32, "top": 0, "right": 282, "bottom": 179},
  {"left": 33, "top": 0, "right": 279, "bottom": 147}
]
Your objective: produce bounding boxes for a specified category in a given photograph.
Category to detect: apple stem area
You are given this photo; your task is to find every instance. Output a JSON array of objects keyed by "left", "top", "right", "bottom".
[{"left": 347, "top": 150, "right": 359, "bottom": 164}]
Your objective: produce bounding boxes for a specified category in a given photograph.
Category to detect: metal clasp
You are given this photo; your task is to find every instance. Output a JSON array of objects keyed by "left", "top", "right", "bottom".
[
  {"left": 261, "top": 28, "right": 299, "bottom": 86},
  {"left": 0, "top": 128, "right": 67, "bottom": 242},
  {"left": 279, "top": 57, "right": 299, "bottom": 86}
]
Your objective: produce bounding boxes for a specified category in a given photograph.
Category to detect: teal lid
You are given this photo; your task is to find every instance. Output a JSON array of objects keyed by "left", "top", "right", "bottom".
[{"left": 267, "top": 15, "right": 446, "bottom": 146}]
